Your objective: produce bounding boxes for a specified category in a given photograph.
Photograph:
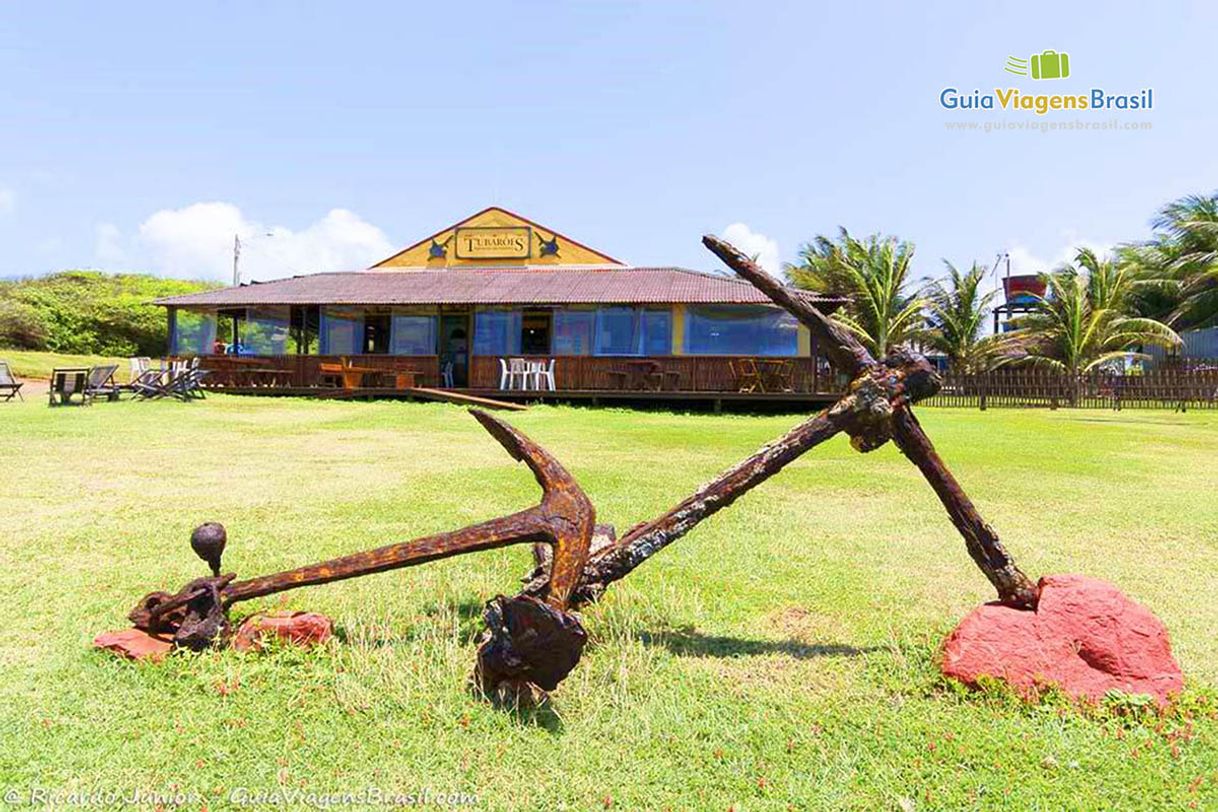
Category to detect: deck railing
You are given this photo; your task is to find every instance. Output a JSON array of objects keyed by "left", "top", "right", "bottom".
[
  {"left": 468, "top": 355, "right": 837, "bottom": 393},
  {"left": 196, "top": 355, "right": 441, "bottom": 389},
  {"left": 191, "top": 354, "right": 842, "bottom": 395}
]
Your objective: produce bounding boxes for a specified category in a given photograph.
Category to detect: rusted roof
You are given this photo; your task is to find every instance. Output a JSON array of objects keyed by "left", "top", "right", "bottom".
[{"left": 155, "top": 267, "right": 846, "bottom": 309}]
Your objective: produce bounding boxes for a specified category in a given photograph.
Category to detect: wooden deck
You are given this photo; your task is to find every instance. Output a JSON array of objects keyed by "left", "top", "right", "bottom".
[
  {"left": 203, "top": 384, "right": 841, "bottom": 411},
  {"left": 194, "top": 354, "right": 841, "bottom": 392},
  {"left": 189, "top": 353, "right": 845, "bottom": 410}
]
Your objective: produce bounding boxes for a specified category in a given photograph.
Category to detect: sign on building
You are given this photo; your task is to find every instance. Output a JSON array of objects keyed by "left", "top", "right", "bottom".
[{"left": 454, "top": 226, "right": 532, "bottom": 260}]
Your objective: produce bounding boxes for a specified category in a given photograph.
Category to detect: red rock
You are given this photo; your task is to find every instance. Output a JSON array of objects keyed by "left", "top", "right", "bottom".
[
  {"left": 941, "top": 574, "right": 1182, "bottom": 707},
  {"left": 231, "top": 611, "right": 333, "bottom": 652},
  {"left": 93, "top": 628, "right": 173, "bottom": 662}
]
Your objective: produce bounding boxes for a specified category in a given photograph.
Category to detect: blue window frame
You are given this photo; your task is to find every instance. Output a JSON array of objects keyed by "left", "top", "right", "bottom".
[
  {"left": 473, "top": 310, "right": 522, "bottom": 355},
  {"left": 642, "top": 310, "right": 672, "bottom": 355},
  {"left": 171, "top": 310, "right": 218, "bottom": 355},
  {"left": 683, "top": 305, "right": 799, "bottom": 356},
  {"left": 320, "top": 307, "right": 363, "bottom": 355},
  {"left": 553, "top": 309, "right": 595, "bottom": 355},
  {"left": 590, "top": 307, "right": 673, "bottom": 356},
  {"left": 593, "top": 307, "right": 640, "bottom": 356},
  {"left": 390, "top": 314, "right": 437, "bottom": 355},
  {"left": 244, "top": 307, "right": 290, "bottom": 355}
]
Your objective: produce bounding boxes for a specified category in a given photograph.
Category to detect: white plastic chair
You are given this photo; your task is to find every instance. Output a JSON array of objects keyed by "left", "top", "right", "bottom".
[
  {"left": 129, "top": 357, "right": 150, "bottom": 381},
  {"left": 498, "top": 358, "right": 529, "bottom": 390},
  {"left": 533, "top": 358, "right": 556, "bottom": 391}
]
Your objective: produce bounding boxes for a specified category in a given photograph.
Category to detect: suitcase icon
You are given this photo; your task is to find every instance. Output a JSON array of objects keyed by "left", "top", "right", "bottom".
[{"left": 1030, "top": 50, "right": 1070, "bottom": 80}]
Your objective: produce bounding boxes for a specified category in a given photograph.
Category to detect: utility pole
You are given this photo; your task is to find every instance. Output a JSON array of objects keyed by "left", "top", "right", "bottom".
[{"left": 232, "top": 234, "right": 242, "bottom": 287}]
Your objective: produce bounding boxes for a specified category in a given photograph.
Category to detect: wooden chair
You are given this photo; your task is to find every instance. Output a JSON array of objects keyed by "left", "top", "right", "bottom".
[
  {"left": 761, "top": 359, "right": 794, "bottom": 393},
  {"left": 48, "top": 368, "right": 92, "bottom": 407},
  {"left": 730, "top": 358, "right": 763, "bottom": 393},
  {"left": 0, "top": 361, "right": 23, "bottom": 402},
  {"left": 85, "top": 364, "right": 123, "bottom": 402}
]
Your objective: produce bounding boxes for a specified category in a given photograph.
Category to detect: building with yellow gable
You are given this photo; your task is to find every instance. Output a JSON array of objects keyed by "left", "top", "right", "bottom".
[{"left": 157, "top": 207, "right": 843, "bottom": 396}]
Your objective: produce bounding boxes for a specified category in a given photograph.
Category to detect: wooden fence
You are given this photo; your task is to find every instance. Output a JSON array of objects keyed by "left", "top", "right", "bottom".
[{"left": 924, "top": 368, "right": 1218, "bottom": 410}]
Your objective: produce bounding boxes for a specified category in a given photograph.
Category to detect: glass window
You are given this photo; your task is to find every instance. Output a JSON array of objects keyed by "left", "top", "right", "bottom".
[
  {"left": 684, "top": 305, "right": 799, "bottom": 356},
  {"left": 642, "top": 309, "right": 672, "bottom": 355},
  {"left": 244, "top": 307, "right": 290, "bottom": 355},
  {"left": 390, "top": 314, "right": 437, "bottom": 355},
  {"left": 553, "top": 309, "right": 595, "bottom": 355},
  {"left": 473, "top": 310, "right": 522, "bottom": 355},
  {"left": 321, "top": 307, "right": 363, "bottom": 355},
  {"left": 594, "top": 307, "right": 641, "bottom": 355},
  {"left": 172, "top": 310, "right": 217, "bottom": 355}
]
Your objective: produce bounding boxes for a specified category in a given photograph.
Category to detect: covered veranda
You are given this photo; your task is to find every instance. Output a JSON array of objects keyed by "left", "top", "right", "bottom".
[{"left": 157, "top": 265, "right": 848, "bottom": 403}]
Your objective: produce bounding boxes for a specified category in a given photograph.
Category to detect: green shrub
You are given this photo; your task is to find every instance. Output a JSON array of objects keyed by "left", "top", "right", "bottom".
[{"left": 0, "top": 271, "right": 217, "bottom": 356}]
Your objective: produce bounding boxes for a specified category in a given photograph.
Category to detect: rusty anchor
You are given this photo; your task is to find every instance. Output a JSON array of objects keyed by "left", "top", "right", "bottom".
[
  {"left": 123, "top": 233, "right": 1039, "bottom": 703},
  {"left": 129, "top": 409, "right": 596, "bottom": 701}
]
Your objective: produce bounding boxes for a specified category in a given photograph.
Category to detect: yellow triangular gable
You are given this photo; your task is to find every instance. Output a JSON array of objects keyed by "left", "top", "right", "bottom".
[{"left": 369, "top": 206, "right": 624, "bottom": 269}]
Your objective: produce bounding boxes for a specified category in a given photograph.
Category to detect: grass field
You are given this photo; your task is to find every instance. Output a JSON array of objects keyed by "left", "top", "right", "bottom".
[
  {"left": 1, "top": 394, "right": 1216, "bottom": 809},
  {"left": 1, "top": 349, "right": 129, "bottom": 380}
]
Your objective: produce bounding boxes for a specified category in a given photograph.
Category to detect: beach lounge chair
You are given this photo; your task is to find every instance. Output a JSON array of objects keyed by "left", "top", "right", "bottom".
[
  {"left": 85, "top": 364, "right": 123, "bottom": 402},
  {"left": 0, "top": 361, "right": 23, "bottom": 402},
  {"left": 130, "top": 368, "right": 173, "bottom": 399},
  {"left": 132, "top": 365, "right": 208, "bottom": 401},
  {"left": 169, "top": 366, "right": 209, "bottom": 400},
  {"left": 48, "top": 368, "right": 92, "bottom": 407}
]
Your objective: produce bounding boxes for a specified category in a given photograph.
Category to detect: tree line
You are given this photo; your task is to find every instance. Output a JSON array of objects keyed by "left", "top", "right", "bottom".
[
  {"left": 787, "top": 192, "right": 1218, "bottom": 375},
  {"left": 0, "top": 271, "right": 216, "bottom": 357}
]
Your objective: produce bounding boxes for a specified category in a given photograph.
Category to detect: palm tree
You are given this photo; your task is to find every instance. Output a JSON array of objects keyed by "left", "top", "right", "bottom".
[
  {"left": 921, "top": 261, "right": 1011, "bottom": 373},
  {"left": 786, "top": 228, "right": 924, "bottom": 358},
  {"left": 1010, "top": 248, "right": 1180, "bottom": 376},
  {"left": 1120, "top": 193, "right": 1218, "bottom": 329}
]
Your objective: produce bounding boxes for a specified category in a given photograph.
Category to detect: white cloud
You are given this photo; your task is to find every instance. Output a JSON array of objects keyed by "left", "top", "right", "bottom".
[
  {"left": 720, "top": 222, "right": 781, "bottom": 275},
  {"left": 0, "top": 186, "right": 14, "bottom": 216},
  {"left": 94, "top": 202, "right": 395, "bottom": 282}
]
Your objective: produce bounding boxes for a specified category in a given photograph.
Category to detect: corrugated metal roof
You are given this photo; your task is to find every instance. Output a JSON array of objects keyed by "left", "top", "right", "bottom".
[{"left": 155, "top": 267, "right": 846, "bottom": 308}]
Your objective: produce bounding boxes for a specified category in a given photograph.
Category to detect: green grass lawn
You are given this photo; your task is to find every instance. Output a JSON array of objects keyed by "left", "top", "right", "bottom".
[
  {"left": 1, "top": 349, "right": 130, "bottom": 380},
  {"left": 1, "top": 395, "right": 1216, "bottom": 810}
]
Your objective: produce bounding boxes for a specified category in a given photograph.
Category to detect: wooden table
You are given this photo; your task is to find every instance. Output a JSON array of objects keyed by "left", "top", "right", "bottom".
[
  {"left": 321, "top": 362, "right": 417, "bottom": 390},
  {"left": 757, "top": 359, "right": 794, "bottom": 393},
  {"left": 610, "top": 360, "right": 664, "bottom": 391}
]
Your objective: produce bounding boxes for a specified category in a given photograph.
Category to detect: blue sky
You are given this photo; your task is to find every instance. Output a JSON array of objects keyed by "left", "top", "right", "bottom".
[{"left": 0, "top": 1, "right": 1214, "bottom": 286}]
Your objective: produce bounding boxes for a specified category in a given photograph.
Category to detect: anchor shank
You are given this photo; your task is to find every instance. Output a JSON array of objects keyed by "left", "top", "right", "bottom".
[
  {"left": 890, "top": 406, "right": 1039, "bottom": 609},
  {"left": 223, "top": 507, "right": 552, "bottom": 605}
]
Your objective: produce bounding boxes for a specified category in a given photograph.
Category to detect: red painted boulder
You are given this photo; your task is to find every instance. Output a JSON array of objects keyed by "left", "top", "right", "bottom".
[
  {"left": 93, "top": 628, "right": 174, "bottom": 662},
  {"left": 231, "top": 611, "right": 333, "bottom": 652},
  {"left": 942, "top": 574, "right": 1182, "bottom": 707}
]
